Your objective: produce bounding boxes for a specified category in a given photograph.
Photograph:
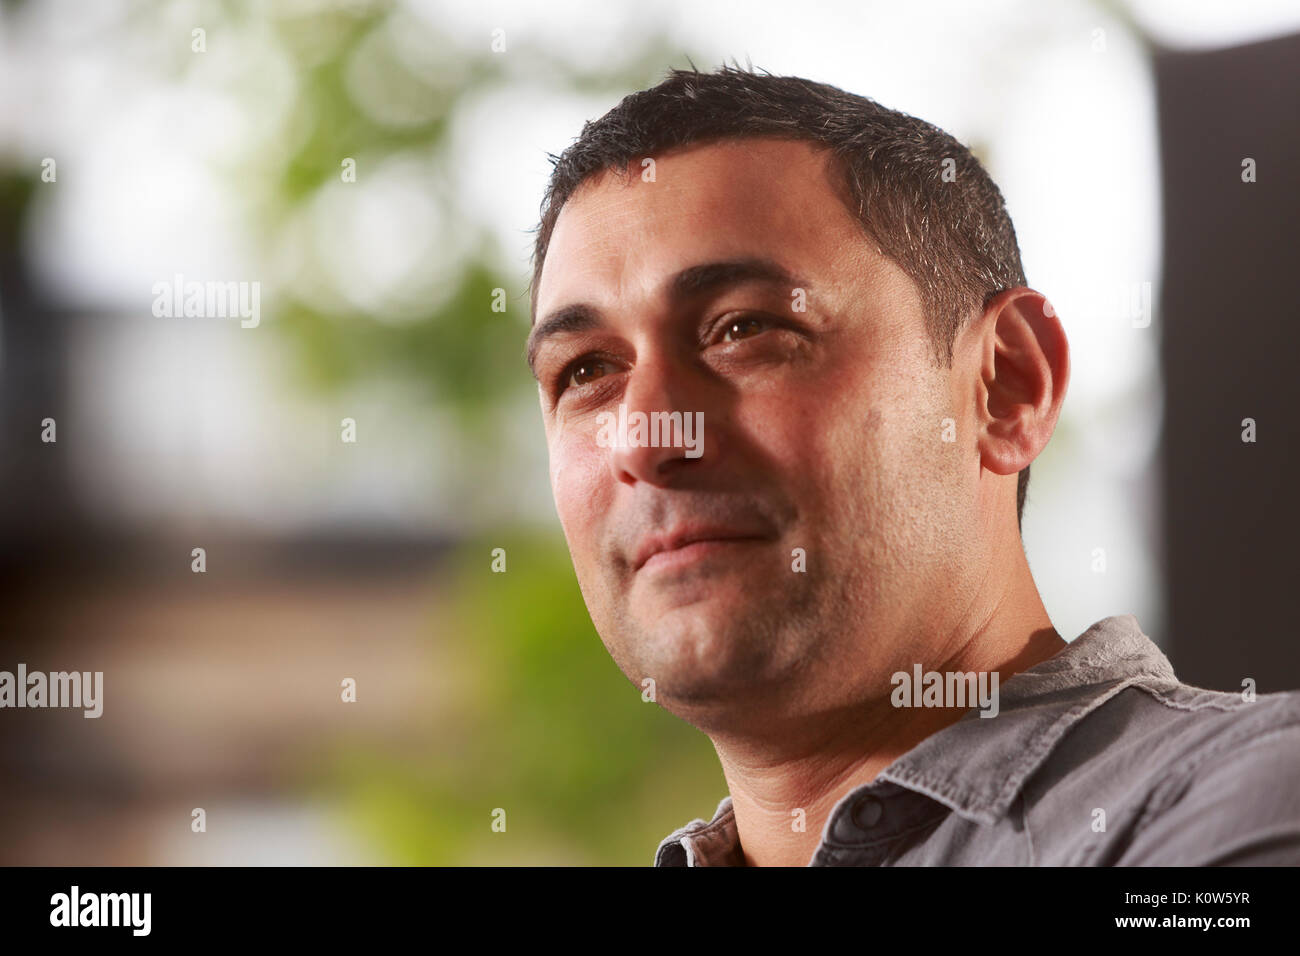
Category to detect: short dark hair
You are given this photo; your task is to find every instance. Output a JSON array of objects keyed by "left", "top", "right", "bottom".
[{"left": 529, "top": 64, "right": 1032, "bottom": 530}]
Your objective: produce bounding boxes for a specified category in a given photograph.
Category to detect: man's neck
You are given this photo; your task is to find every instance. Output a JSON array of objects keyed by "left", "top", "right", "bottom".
[{"left": 710, "top": 569, "right": 1065, "bottom": 867}]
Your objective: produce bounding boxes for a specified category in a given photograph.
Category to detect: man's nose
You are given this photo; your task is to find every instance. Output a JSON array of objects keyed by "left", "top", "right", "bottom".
[{"left": 607, "top": 354, "right": 708, "bottom": 486}]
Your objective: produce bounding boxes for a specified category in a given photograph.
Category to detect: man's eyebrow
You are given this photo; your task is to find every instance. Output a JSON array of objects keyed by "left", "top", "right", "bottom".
[
  {"left": 669, "top": 257, "right": 809, "bottom": 300},
  {"left": 526, "top": 257, "right": 810, "bottom": 379},
  {"left": 526, "top": 304, "right": 603, "bottom": 379}
]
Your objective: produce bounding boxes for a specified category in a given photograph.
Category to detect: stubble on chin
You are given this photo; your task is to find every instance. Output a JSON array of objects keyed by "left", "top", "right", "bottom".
[{"left": 598, "top": 561, "right": 830, "bottom": 713}]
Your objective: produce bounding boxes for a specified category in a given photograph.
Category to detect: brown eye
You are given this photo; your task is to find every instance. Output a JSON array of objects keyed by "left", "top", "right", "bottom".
[
  {"left": 721, "top": 316, "right": 767, "bottom": 342},
  {"left": 566, "top": 358, "right": 609, "bottom": 389}
]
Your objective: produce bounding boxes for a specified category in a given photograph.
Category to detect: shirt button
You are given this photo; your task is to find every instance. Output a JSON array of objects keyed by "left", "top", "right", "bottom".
[{"left": 852, "top": 795, "right": 884, "bottom": 829}]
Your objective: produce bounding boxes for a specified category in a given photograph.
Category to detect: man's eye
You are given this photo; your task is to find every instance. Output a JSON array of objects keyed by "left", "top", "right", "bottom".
[
  {"left": 563, "top": 358, "right": 610, "bottom": 390},
  {"left": 719, "top": 316, "right": 769, "bottom": 342}
]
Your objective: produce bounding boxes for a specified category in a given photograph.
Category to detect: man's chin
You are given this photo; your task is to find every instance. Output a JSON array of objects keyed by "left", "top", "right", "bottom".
[
  {"left": 619, "top": 599, "right": 783, "bottom": 698},
  {"left": 628, "top": 556, "right": 771, "bottom": 611},
  {"left": 626, "top": 579, "right": 758, "bottom": 637}
]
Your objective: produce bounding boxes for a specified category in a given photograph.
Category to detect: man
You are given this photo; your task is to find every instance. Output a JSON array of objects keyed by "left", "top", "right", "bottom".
[{"left": 524, "top": 66, "right": 1300, "bottom": 865}]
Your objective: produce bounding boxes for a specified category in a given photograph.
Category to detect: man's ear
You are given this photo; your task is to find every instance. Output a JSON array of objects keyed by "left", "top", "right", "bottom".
[{"left": 970, "top": 288, "right": 1070, "bottom": 478}]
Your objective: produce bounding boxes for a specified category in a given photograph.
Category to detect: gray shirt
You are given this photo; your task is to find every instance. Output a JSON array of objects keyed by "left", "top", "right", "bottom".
[{"left": 654, "top": 614, "right": 1300, "bottom": 866}]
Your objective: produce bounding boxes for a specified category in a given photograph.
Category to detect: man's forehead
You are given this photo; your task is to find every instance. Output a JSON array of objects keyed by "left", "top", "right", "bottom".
[{"left": 536, "top": 138, "right": 853, "bottom": 316}]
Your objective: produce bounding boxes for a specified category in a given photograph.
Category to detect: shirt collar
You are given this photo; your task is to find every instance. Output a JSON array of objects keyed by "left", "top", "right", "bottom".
[
  {"left": 876, "top": 613, "right": 1177, "bottom": 825},
  {"left": 655, "top": 613, "right": 1177, "bottom": 864}
]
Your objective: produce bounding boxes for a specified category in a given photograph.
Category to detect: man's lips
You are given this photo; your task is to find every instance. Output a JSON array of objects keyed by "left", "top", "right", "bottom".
[{"left": 632, "top": 526, "right": 772, "bottom": 572}]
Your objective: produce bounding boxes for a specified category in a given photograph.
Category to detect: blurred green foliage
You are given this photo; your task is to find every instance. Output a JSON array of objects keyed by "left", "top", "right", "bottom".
[
  {"left": 331, "top": 531, "right": 723, "bottom": 865},
  {"left": 234, "top": 2, "right": 694, "bottom": 428}
]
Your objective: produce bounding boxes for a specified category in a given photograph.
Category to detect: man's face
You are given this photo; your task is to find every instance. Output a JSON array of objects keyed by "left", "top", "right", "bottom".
[{"left": 531, "top": 138, "right": 973, "bottom": 728}]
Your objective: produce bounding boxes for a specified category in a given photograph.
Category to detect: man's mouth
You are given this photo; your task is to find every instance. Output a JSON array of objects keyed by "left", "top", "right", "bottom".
[{"left": 632, "top": 525, "right": 773, "bottom": 573}]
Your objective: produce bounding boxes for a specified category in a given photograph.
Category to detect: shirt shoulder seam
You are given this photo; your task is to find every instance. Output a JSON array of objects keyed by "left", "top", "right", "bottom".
[{"left": 1134, "top": 714, "right": 1300, "bottom": 833}]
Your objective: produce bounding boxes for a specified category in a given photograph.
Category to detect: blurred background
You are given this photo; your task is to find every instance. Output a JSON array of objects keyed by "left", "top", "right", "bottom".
[{"left": 0, "top": 0, "right": 1297, "bottom": 864}]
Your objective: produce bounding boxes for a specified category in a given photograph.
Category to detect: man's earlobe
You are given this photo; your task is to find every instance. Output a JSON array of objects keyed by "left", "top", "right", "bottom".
[{"left": 976, "top": 288, "right": 1070, "bottom": 478}]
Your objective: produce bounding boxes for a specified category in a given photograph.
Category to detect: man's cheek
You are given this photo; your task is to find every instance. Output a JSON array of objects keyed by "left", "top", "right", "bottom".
[
  {"left": 549, "top": 430, "right": 609, "bottom": 538},
  {"left": 736, "top": 400, "right": 825, "bottom": 469}
]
